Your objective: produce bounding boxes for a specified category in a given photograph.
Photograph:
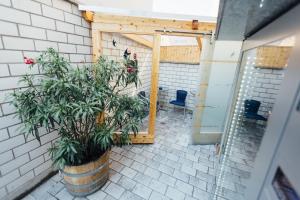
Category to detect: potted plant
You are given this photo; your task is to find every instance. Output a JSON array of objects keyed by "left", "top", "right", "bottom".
[{"left": 12, "top": 48, "right": 144, "bottom": 196}]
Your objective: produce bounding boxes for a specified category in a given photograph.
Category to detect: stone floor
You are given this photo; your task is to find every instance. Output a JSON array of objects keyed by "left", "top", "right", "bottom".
[
  {"left": 22, "top": 110, "right": 265, "bottom": 200},
  {"left": 212, "top": 122, "right": 265, "bottom": 200}
]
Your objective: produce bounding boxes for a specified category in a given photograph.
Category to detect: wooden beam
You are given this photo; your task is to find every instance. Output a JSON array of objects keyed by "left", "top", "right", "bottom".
[
  {"left": 82, "top": 11, "right": 94, "bottom": 22},
  {"left": 160, "top": 46, "right": 200, "bottom": 64},
  {"left": 196, "top": 37, "right": 202, "bottom": 50},
  {"left": 122, "top": 34, "right": 153, "bottom": 48},
  {"left": 148, "top": 34, "right": 161, "bottom": 138},
  {"left": 130, "top": 134, "right": 154, "bottom": 144},
  {"left": 91, "top": 28, "right": 102, "bottom": 62},
  {"left": 91, "top": 13, "right": 215, "bottom": 37}
]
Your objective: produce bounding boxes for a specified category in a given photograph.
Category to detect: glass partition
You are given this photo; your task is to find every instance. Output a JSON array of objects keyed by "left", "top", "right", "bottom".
[{"left": 212, "top": 35, "right": 295, "bottom": 200}]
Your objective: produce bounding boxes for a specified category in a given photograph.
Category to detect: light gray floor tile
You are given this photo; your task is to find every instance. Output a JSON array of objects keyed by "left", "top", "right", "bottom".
[
  {"left": 166, "top": 187, "right": 185, "bottom": 200},
  {"left": 118, "top": 176, "right": 137, "bottom": 191},
  {"left": 149, "top": 179, "right": 168, "bottom": 194},
  {"left": 149, "top": 191, "right": 170, "bottom": 200},
  {"left": 144, "top": 167, "right": 161, "bottom": 179},
  {"left": 55, "top": 188, "right": 74, "bottom": 200},
  {"left": 132, "top": 183, "right": 152, "bottom": 199},
  {"left": 86, "top": 190, "right": 107, "bottom": 200},
  {"left": 104, "top": 182, "right": 125, "bottom": 199},
  {"left": 120, "top": 166, "right": 138, "bottom": 179}
]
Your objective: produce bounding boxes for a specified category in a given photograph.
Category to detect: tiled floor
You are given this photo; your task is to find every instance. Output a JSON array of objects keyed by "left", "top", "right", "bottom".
[
  {"left": 212, "top": 122, "right": 265, "bottom": 200},
  {"left": 22, "top": 111, "right": 265, "bottom": 200}
]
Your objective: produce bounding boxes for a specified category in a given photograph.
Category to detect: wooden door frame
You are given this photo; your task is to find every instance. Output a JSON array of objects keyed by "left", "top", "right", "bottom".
[
  {"left": 91, "top": 29, "right": 160, "bottom": 144},
  {"left": 87, "top": 11, "right": 215, "bottom": 143}
]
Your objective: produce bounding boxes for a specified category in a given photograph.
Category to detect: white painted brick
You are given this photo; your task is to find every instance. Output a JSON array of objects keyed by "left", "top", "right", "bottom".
[
  {"left": 7, "top": 123, "right": 24, "bottom": 137},
  {"left": 34, "top": 0, "right": 52, "bottom": 5},
  {"left": 84, "top": 37, "right": 92, "bottom": 46},
  {"left": 70, "top": 54, "right": 85, "bottom": 63},
  {"left": 65, "top": 12, "right": 82, "bottom": 25},
  {"left": 0, "top": 0, "right": 11, "bottom": 6},
  {"left": 0, "top": 128, "right": 9, "bottom": 142},
  {"left": 0, "top": 106, "right": 21, "bottom": 124},
  {"left": 1, "top": 103, "right": 16, "bottom": 115},
  {"left": 0, "top": 90, "right": 13, "bottom": 103},
  {"left": 103, "top": 48, "right": 111, "bottom": 55},
  {"left": 34, "top": 159, "right": 52, "bottom": 175},
  {"left": 7, "top": 171, "right": 34, "bottom": 192},
  {"left": 270, "top": 79, "right": 282, "bottom": 84},
  {"left": 0, "top": 64, "right": 10, "bottom": 77},
  {"left": 0, "top": 150, "right": 14, "bottom": 166},
  {"left": 71, "top": 4, "right": 81, "bottom": 16},
  {"left": 35, "top": 40, "right": 58, "bottom": 51},
  {"left": 0, "top": 50, "right": 23, "bottom": 63},
  {"left": 12, "top": 0, "right": 42, "bottom": 15},
  {"left": 0, "top": 154, "right": 29, "bottom": 175},
  {"left": 0, "top": 76, "right": 24, "bottom": 90},
  {"left": 0, "top": 134, "right": 24, "bottom": 153},
  {"left": 0, "top": 6, "right": 31, "bottom": 25},
  {"left": 0, "top": 186, "right": 7, "bottom": 199},
  {"left": 262, "top": 83, "right": 274, "bottom": 89},
  {"left": 43, "top": 151, "right": 51, "bottom": 161},
  {"left": 0, "top": 21, "right": 18, "bottom": 36},
  {"left": 75, "top": 26, "right": 90, "bottom": 37},
  {"left": 29, "top": 142, "right": 51, "bottom": 159},
  {"left": 9, "top": 63, "right": 39, "bottom": 76},
  {"left": 31, "top": 14, "right": 55, "bottom": 30},
  {"left": 56, "top": 21, "right": 75, "bottom": 34},
  {"left": 3, "top": 36, "right": 35, "bottom": 51},
  {"left": 46, "top": 30, "right": 67, "bottom": 43},
  {"left": 85, "top": 55, "right": 92, "bottom": 63},
  {"left": 40, "top": 131, "right": 59, "bottom": 145},
  {"left": 52, "top": 0, "right": 72, "bottom": 12},
  {"left": 81, "top": 18, "right": 90, "bottom": 28},
  {"left": 42, "top": 4, "right": 64, "bottom": 20},
  {"left": 19, "top": 25, "right": 46, "bottom": 40},
  {"left": 67, "top": 34, "right": 83, "bottom": 45},
  {"left": 13, "top": 139, "right": 40, "bottom": 157},
  {"left": 0, "top": 170, "right": 20, "bottom": 188},
  {"left": 20, "top": 156, "right": 44, "bottom": 175},
  {"left": 76, "top": 45, "right": 91, "bottom": 54},
  {"left": 58, "top": 43, "right": 76, "bottom": 53},
  {"left": 23, "top": 51, "right": 42, "bottom": 59}
]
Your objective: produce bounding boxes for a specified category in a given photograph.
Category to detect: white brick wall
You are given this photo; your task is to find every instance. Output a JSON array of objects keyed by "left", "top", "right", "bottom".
[
  {"left": 0, "top": 0, "right": 92, "bottom": 199},
  {"left": 101, "top": 33, "right": 152, "bottom": 97},
  {"left": 159, "top": 62, "right": 201, "bottom": 110},
  {"left": 249, "top": 68, "right": 285, "bottom": 117}
]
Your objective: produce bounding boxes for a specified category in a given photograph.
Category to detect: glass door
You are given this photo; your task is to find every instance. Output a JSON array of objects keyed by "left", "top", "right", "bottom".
[{"left": 212, "top": 35, "right": 295, "bottom": 200}]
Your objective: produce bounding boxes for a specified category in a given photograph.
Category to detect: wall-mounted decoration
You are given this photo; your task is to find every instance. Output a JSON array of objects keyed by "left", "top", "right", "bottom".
[
  {"left": 255, "top": 46, "right": 293, "bottom": 69},
  {"left": 112, "top": 39, "right": 117, "bottom": 47}
]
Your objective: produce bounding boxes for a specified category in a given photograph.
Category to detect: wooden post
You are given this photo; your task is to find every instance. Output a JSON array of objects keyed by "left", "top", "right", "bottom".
[
  {"left": 196, "top": 37, "right": 202, "bottom": 50},
  {"left": 148, "top": 34, "right": 161, "bottom": 138},
  {"left": 91, "top": 26, "right": 102, "bottom": 63}
]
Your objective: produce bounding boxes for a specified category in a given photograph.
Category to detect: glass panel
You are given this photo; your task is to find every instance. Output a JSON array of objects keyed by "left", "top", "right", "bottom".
[
  {"left": 212, "top": 35, "right": 295, "bottom": 200},
  {"left": 101, "top": 32, "right": 152, "bottom": 133}
]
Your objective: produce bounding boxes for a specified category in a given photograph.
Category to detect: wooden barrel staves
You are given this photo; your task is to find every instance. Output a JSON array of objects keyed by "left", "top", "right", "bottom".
[{"left": 62, "top": 151, "right": 109, "bottom": 197}]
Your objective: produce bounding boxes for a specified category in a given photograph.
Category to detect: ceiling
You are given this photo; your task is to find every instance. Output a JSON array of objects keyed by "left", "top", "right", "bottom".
[
  {"left": 216, "top": 0, "right": 300, "bottom": 40},
  {"left": 75, "top": 0, "right": 219, "bottom": 21}
]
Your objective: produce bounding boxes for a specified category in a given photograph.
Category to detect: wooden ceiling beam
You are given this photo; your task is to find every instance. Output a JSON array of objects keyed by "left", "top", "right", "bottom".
[
  {"left": 122, "top": 34, "right": 153, "bottom": 48},
  {"left": 196, "top": 37, "right": 202, "bottom": 50},
  {"left": 90, "top": 13, "right": 216, "bottom": 37},
  {"left": 82, "top": 11, "right": 94, "bottom": 22}
]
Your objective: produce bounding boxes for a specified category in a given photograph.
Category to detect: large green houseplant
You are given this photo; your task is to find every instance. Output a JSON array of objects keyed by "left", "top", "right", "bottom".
[{"left": 12, "top": 48, "right": 144, "bottom": 195}]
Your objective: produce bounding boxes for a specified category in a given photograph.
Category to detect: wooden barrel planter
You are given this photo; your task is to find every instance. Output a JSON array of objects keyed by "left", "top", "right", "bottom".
[{"left": 62, "top": 151, "right": 109, "bottom": 197}]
